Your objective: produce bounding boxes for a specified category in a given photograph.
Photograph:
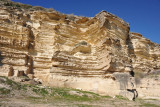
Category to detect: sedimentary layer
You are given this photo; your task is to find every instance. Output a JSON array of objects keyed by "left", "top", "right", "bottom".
[{"left": 0, "top": 0, "right": 160, "bottom": 99}]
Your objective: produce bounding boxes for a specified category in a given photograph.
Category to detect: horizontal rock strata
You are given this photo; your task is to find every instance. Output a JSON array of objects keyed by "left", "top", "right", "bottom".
[{"left": 0, "top": 0, "right": 160, "bottom": 99}]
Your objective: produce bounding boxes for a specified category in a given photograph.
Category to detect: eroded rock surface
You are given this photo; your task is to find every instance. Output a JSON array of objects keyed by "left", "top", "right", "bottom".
[{"left": 0, "top": 0, "right": 160, "bottom": 99}]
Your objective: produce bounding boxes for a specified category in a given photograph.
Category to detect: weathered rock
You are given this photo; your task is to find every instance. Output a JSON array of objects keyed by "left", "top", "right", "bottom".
[
  {"left": 29, "top": 79, "right": 40, "bottom": 85},
  {"left": 119, "top": 90, "right": 134, "bottom": 100},
  {"left": 27, "top": 74, "right": 34, "bottom": 79},
  {"left": 135, "top": 71, "right": 160, "bottom": 99},
  {"left": 0, "top": 0, "right": 160, "bottom": 99},
  {"left": 33, "top": 78, "right": 42, "bottom": 84},
  {"left": 129, "top": 32, "right": 160, "bottom": 73}
]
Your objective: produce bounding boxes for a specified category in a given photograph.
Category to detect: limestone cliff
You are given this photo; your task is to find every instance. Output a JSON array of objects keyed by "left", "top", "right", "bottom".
[{"left": 0, "top": 0, "right": 160, "bottom": 99}]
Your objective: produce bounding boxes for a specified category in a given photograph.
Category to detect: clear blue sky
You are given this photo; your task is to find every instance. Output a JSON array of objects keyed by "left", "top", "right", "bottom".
[{"left": 12, "top": 0, "right": 160, "bottom": 44}]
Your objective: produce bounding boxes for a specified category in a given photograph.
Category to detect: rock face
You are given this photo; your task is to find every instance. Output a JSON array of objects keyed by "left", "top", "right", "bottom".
[{"left": 0, "top": 0, "right": 160, "bottom": 99}]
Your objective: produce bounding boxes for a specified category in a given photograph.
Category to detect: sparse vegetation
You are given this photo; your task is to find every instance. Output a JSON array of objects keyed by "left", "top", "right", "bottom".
[
  {"left": 142, "top": 103, "right": 160, "bottom": 107},
  {"left": 3, "top": 1, "right": 32, "bottom": 9},
  {"left": 0, "top": 76, "right": 21, "bottom": 90},
  {"left": 115, "top": 95, "right": 128, "bottom": 100},
  {"left": 0, "top": 76, "right": 100, "bottom": 102},
  {"left": 31, "top": 86, "right": 100, "bottom": 101},
  {"left": 76, "top": 104, "right": 93, "bottom": 107},
  {"left": 0, "top": 88, "right": 10, "bottom": 95},
  {"left": 32, "top": 87, "right": 49, "bottom": 96},
  {"left": 0, "top": 77, "right": 160, "bottom": 106},
  {"left": 0, "top": 0, "right": 55, "bottom": 12},
  {"left": 135, "top": 98, "right": 160, "bottom": 107}
]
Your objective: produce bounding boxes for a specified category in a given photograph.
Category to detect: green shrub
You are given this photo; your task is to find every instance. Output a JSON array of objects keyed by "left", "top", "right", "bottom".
[{"left": 4, "top": 2, "right": 14, "bottom": 6}]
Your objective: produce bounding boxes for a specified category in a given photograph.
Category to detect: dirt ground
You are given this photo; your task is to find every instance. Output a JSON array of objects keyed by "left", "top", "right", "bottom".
[{"left": 1, "top": 96, "right": 160, "bottom": 107}]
